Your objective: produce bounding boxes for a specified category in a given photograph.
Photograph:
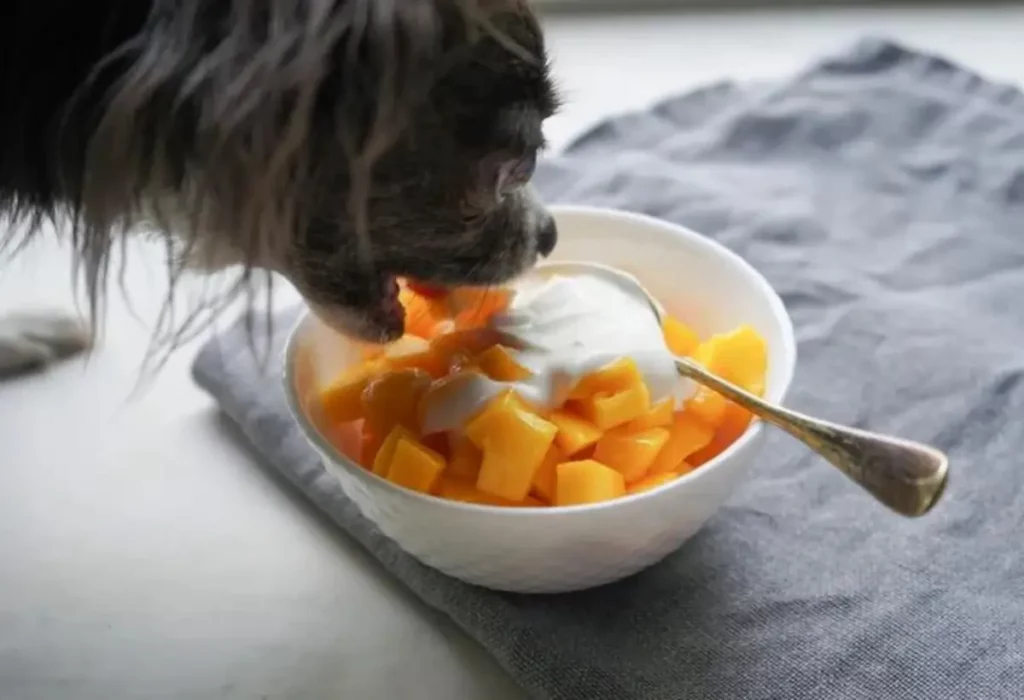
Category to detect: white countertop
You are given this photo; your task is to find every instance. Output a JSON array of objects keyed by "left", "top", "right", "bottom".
[{"left": 3, "top": 4, "right": 1023, "bottom": 699}]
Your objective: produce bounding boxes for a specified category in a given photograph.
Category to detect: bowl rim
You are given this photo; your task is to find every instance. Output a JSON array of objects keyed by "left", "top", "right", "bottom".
[{"left": 282, "top": 204, "right": 798, "bottom": 515}]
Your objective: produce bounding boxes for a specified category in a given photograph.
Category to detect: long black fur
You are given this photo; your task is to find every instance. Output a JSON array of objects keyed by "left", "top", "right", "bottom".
[{"left": 0, "top": 0, "right": 559, "bottom": 361}]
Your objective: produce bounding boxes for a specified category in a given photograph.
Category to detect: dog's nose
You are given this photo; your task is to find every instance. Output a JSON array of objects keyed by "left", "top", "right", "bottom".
[{"left": 537, "top": 216, "right": 558, "bottom": 257}]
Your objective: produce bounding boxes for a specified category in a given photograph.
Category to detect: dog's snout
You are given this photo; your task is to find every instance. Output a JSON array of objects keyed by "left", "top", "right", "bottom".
[{"left": 537, "top": 216, "right": 558, "bottom": 258}]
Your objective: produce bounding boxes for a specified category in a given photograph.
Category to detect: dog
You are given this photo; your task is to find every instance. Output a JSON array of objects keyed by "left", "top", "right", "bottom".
[{"left": 0, "top": 0, "right": 559, "bottom": 378}]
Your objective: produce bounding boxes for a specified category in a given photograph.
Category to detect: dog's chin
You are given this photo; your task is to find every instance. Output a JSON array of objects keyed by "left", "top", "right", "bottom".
[
  {"left": 306, "top": 275, "right": 405, "bottom": 344},
  {"left": 308, "top": 299, "right": 403, "bottom": 344}
]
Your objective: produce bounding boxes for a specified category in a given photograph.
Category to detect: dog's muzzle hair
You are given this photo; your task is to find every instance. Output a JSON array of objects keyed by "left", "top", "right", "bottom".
[{"left": 0, "top": 0, "right": 559, "bottom": 367}]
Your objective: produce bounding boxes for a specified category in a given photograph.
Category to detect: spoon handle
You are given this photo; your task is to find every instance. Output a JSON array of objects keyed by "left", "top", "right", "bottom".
[{"left": 674, "top": 357, "right": 949, "bottom": 517}]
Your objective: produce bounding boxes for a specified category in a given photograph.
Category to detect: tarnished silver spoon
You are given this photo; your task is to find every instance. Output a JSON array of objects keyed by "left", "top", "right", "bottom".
[{"left": 524, "top": 261, "right": 949, "bottom": 518}]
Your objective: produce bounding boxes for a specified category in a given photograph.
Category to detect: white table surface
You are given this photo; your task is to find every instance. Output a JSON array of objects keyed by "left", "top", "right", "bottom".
[{"left": 3, "top": 4, "right": 1024, "bottom": 699}]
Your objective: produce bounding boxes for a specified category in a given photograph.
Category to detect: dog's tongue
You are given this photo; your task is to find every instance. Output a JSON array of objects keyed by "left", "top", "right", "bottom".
[{"left": 405, "top": 280, "right": 448, "bottom": 299}]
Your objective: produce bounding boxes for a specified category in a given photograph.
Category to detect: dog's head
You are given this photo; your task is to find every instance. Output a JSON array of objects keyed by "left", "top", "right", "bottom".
[{"left": 77, "top": 0, "right": 559, "bottom": 345}]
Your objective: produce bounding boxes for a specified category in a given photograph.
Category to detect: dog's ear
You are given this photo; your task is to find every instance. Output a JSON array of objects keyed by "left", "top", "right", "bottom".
[
  {"left": 330, "top": 0, "right": 536, "bottom": 157},
  {"left": 331, "top": 0, "right": 453, "bottom": 158}
]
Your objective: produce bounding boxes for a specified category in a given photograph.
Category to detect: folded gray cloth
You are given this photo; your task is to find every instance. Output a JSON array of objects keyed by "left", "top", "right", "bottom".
[{"left": 193, "top": 38, "right": 1024, "bottom": 700}]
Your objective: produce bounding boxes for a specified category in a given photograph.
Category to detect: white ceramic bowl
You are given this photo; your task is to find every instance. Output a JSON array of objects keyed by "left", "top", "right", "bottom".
[{"left": 283, "top": 205, "right": 797, "bottom": 594}]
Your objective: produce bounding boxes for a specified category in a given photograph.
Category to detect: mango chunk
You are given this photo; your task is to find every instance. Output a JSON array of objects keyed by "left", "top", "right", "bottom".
[
  {"left": 465, "top": 395, "right": 557, "bottom": 502},
  {"left": 383, "top": 333, "right": 429, "bottom": 355},
  {"left": 358, "top": 422, "right": 381, "bottom": 468},
  {"left": 320, "top": 363, "right": 381, "bottom": 424},
  {"left": 446, "top": 433, "right": 483, "bottom": 481},
  {"left": 549, "top": 409, "right": 603, "bottom": 456},
  {"left": 626, "top": 397, "right": 675, "bottom": 431},
  {"left": 677, "top": 460, "right": 697, "bottom": 476},
  {"left": 699, "top": 325, "right": 769, "bottom": 397},
  {"left": 362, "top": 369, "right": 432, "bottom": 438},
  {"left": 449, "top": 287, "right": 512, "bottom": 329},
  {"left": 647, "top": 412, "right": 716, "bottom": 477},
  {"left": 399, "top": 284, "right": 448, "bottom": 339},
  {"left": 628, "top": 470, "right": 680, "bottom": 494},
  {"left": 385, "top": 436, "right": 446, "bottom": 493},
  {"left": 404, "top": 280, "right": 447, "bottom": 299},
  {"left": 438, "top": 477, "right": 542, "bottom": 507},
  {"left": 593, "top": 426, "right": 671, "bottom": 483},
  {"left": 428, "top": 327, "right": 505, "bottom": 361},
  {"left": 576, "top": 382, "right": 651, "bottom": 431},
  {"left": 684, "top": 326, "right": 769, "bottom": 425},
  {"left": 319, "top": 418, "right": 364, "bottom": 465},
  {"left": 530, "top": 443, "right": 566, "bottom": 504},
  {"left": 421, "top": 432, "right": 451, "bottom": 461},
  {"left": 555, "top": 460, "right": 626, "bottom": 506},
  {"left": 357, "top": 342, "right": 387, "bottom": 361},
  {"left": 688, "top": 402, "right": 754, "bottom": 466},
  {"left": 568, "top": 357, "right": 644, "bottom": 400},
  {"left": 380, "top": 334, "right": 447, "bottom": 378},
  {"left": 685, "top": 385, "right": 729, "bottom": 427},
  {"left": 372, "top": 425, "right": 420, "bottom": 478},
  {"left": 475, "top": 344, "right": 532, "bottom": 381},
  {"left": 464, "top": 390, "right": 538, "bottom": 446},
  {"left": 662, "top": 316, "right": 700, "bottom": 356}
]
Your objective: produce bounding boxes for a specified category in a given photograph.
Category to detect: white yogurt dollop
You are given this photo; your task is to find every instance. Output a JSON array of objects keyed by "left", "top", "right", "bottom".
[{"left": 419, "top": 272, "right": 689, "bottom": 435}]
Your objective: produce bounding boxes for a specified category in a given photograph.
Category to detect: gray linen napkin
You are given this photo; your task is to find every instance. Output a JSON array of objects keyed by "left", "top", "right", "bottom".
[{"left": 193, "top": 38, "right": 1024, "bottom": 699}]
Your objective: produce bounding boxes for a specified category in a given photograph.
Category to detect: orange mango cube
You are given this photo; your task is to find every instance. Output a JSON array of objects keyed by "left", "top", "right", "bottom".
[
  {"left": 428, "top": 327, "right": 504, "bottom": 361},
  {"left": 662, "top": 316, "right": 700, "bottom": 356},
  {"left": 593, "top": 426, "right": 671, "bottom": 483},
  {"left": 475, "top": 344, "right": 532, "bottom": 381},
  {"left": 626, "top": 397, "right": 675, "bottom": 431},
  {"left": 371, "top": 424, "right": 418, "bottom": 477},
  {"left": 320, "top": 363, "right": 380, "bottom": 424},
  {"left": 647, "top": 412, "right": 716, "bottom": 477},
  {"left": 380, "top": 334, "right": 447, "bottom": 378},
  {"left": 568, "top": 357, "right": 644, "bottom": 400},
  {"left": 420, "top": 432, "right": 451, "bottom": 461},
  {"left": 698, "top": 325, "right": 769, "bottom": 397},
  {"left": 358, "top": 422, "right": 381, "bottom": 468},
  {"left": 404, "top": 280, "right": 447, "bottom": 299},
  {"left": 465, "top": 395, "right": 557, "bottom": 502},
  {"left": 549, "top": 409, "right": 603, "bottom": 456},
  {"left": 555, "top": 460, "right": 626, "bottom": 506},
  {"left": 449, "top": 287, "right": 512, "bottom": 329},
  {"left": 688, "top": 402, "right": 754, "bottom": 466},
  {"left": 437, "top": 477, "right": 543, "bottom": 507},
  {"left": 362, "top": 369, "right": 432, "bottom": 438},
  {"left": 685, "top": 385, "right": 729, "bottom": 427},
  {"left": 530, "top": 443, "right": 566, "bottom": 504},
  {"left": 628, "top": 470, "right": 679, "bottom": 494},
  {"left": 576, "top": 382, "right": 651, "bottom": 430},
  {"left": 446, "top": 433, "right": 483, "bottom": 481},
  {"left": 464, "top": 390, "right": 536, "bottom": 445},
  {"left": 399, "top": 284, "right": 448, "bottom": 339},
  {"left": 385, "top": 436, "right": 446, "bottom": 493}
]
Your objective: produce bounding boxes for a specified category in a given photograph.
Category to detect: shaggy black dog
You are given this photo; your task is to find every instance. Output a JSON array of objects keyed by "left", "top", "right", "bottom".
[{"left": 0, "top": 0, "right": 559, "bottom": 375}]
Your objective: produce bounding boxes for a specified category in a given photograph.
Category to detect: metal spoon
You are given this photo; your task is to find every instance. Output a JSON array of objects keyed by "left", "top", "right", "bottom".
[{"left": 527, "top": 261, "right": 949, "bottom": 518}]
